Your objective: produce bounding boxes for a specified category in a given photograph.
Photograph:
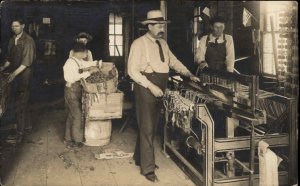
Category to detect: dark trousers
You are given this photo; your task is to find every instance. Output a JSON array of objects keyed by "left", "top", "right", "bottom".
[
  {"left": 133, "top": 72, "right": 168, "bottom": 175},
  {"left": 10, "top": 68, "right": 32, "bottom": 134},
  {"left": 64, "top": 83, "right": 84, "bottom": 143}
]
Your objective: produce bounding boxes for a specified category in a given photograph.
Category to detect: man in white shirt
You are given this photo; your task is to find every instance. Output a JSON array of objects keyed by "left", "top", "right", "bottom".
[
  {"left": 128, "top": 10, "right": 200, "bottom": 182},
  {"left": 195, "top": 16, "right": 235, "bottom": 72},
  {"left": 63, "top": 43, "right": 99, "bottom": 148}
]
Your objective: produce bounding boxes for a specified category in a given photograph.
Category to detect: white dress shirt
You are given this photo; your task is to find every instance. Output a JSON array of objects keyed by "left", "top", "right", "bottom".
[
  {"left": 195, "top": 34, "right": 235, "bottom": 72},
  {"left": 63, "top": 56, "right": 97, "bottom": 84},
  {"left": 128, "top": 33, "right": 191, "bottom": 88}
]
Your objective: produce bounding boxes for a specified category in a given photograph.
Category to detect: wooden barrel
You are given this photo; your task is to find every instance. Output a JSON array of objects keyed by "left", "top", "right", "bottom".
[{"left": 84, "top": 120, "right": 112, "bottom": 146}]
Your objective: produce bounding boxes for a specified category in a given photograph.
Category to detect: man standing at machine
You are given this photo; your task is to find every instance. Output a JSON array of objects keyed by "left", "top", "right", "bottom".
[
  {"left": 196, "top": 16, "right": 235, "bottom": 72},
  {"left": 0, "top": 18, "right": 36, "bottom": 143},
  {"left": 128, "top": 10, "right": 200, "bottom": 182}
]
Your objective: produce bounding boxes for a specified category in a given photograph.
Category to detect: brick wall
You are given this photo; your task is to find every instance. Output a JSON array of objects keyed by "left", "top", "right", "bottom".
[{"left": 281, "top": 3, "right": 299, "bottom": 98}]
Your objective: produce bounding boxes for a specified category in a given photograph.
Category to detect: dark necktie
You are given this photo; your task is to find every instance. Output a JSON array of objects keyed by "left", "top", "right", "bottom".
[
  {"left": 155, "top": 40, "right": 165, "bottom": 62},
  {"left": 215, "top": 37, "right": 219, "bottom": 44}
]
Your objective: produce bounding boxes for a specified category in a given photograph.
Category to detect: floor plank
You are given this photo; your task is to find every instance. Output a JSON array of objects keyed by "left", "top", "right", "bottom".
[{"left": 2, "top": 102, "right": 195, "bottom": 186}]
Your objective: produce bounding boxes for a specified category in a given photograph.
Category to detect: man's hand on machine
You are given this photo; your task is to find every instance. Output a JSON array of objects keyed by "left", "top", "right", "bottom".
[
  {"left": 190, "top": 75, "right": 200, "bottom": 82},
  {"left": 185, "top": 72, "right": 200, "bottom": 83},
  {"left": 198, "top": 61, "right": 208, "bottom": 70},
  {"left": 148, "top": 83, "right": 164, "bottom": 98}
]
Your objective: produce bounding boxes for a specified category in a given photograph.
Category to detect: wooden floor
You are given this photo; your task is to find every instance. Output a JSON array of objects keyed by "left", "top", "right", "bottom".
[{"left": 1, "top": 101, "right": 195, "bottom": 186}]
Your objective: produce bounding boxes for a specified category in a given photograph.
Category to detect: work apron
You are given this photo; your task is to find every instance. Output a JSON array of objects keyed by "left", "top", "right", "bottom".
[
  {"left": 133, "top": 72, "right": 169, "bottom": 175},
  {"left": 205, "top": 35, "right": 227, "bottom": 136},
  {"left": 64, "top": 58, "right": 84, "bottom": 142},
  {"left": 205, "top": 34, "right": 227, "bottom": 71},
  {"left": 8, "top": 40, "right": 33, "bottom": 133}
]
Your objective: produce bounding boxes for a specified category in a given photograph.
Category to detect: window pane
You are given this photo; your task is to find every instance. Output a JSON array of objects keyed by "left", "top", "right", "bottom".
[
  {"left": 115, "top": 24, "right": 122, "bottom": 34},
  {"left": 115, "top": 35, "right": 123, "bottom": 45},
  {"left": 264, "top": 1, "right": 291, "bottom": 32},
  {"left": 109, "top": 25, "right": 115, "bottom": 34},
  {"left": 263, "top": 33, "right": 280, "bottom": 75},
  {"left": 115, "top": 15, "right": 122, "bottom": 24},
  {"left": 109, "top": 35, "right": 115, "bottom": 45},
  {"left": 109, "top": 13, "right": 115, "bottom": 24},
  {"left": 109, "top": 46, "right": 115, "bottom": 56},
  {"left": 109, "top": 24, "right": 122, "bottom": 34}
]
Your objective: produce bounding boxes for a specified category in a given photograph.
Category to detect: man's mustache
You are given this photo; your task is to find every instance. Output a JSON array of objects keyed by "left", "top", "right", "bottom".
[{"left": 158, "top": 32, "right": 164, "bottom": 35}]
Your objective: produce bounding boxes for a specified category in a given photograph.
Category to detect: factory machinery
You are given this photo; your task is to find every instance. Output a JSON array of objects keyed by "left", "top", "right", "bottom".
[
  {"left": 163, "top": 68, "right": 298, "bottom": 186},
  {"left": 0, "top": 73, "right": 10, "bottom": 117}
]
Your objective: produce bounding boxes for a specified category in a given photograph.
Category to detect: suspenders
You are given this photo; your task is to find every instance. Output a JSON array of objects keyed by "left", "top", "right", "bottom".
[
  {"left": 69, "top": 57, "right": 83, "bottom": 73},
  {"left": 142, "top": 37, "right": 153, "bottom": 73}
]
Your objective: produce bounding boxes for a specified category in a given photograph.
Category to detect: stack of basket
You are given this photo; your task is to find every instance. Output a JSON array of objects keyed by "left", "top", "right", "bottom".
[{"left": 81, "top": 62, "right": 123, "bottom": 146}]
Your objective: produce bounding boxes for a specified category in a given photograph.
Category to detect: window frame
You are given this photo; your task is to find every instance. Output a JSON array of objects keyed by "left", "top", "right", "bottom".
[{"left": 109, "top": 13, "right": 123, "bottom": 57}]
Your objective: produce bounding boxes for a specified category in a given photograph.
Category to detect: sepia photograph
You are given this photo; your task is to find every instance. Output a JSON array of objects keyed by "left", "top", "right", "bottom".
[{"left": 0, "top": 0, "right": 298, "bottom": 185}]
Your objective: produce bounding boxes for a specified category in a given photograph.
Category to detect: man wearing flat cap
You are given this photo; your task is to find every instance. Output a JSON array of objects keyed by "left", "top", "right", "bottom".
[
  {"left": 196, "top": 16, "right": 235, "bottom": 72},
  {"left": 128, "top": 10, "right": 200, "bottom": 182}
]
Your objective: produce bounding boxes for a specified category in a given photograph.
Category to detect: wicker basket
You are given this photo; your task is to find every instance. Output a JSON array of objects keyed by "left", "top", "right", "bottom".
[
  {"left": 81, "top": 62, "right": 118, "bottom": 94},
  {"left": 81, "top": 78, "right": 117, "bottom": 94},
  {"left": 83, "top": 91, "right": 124, "bottom": 120}
]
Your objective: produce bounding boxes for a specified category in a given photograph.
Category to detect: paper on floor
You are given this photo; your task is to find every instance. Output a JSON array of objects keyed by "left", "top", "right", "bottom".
[{"left": 95, "top": 149, "right": 133, "bottom": 160}]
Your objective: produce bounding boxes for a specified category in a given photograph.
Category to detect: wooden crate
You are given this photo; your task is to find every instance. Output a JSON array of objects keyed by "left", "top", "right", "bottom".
[{"left": 83, "top": 91, "right": 124, "bottom": 120}]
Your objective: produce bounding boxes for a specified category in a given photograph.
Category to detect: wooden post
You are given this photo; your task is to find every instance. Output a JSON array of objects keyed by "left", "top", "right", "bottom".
[
  {"left": 160, "top": 0, "right": 167, "bottom": 40},
  {"left": 270, "top": 16, "right": 280, "bottom": 86},
  {"left": 124, "top": 18, "right": 130, "bottom": 76},
  {"left": 226, "top": 117, "right": 238, "bottom": 177}
]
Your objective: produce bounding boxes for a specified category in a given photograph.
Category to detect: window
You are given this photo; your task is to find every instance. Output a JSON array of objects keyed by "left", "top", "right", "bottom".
[
  {"left": 109, "top": 13, "right": 123, "bottom": 56},
  {"left": 261, "top": 1, "right": 292, "bottom": 76}
]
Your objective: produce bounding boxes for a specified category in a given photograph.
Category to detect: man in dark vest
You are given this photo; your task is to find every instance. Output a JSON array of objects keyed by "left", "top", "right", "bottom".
[
  {"left": 128, "top": 10, "right": 200, "bottom": 182},
  {"left": 0, "top": 18, "right": 36, "bottom": 143},
  {"left": 196, "top": 16, "right": 235, "bottom": 72}
]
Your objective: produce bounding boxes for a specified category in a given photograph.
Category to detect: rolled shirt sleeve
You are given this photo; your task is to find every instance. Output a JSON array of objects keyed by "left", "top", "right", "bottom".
[
  {"left": 225, "top": 35, "right": 235, "bottom": 72},
  {"left": 81, "top": 60, "right": 98, "bottom": 68},
  {"left": 63, "top": 59, "right": 91, "bottom": 84},
  {"left": 21, "top": 38, "right": 36, "bottom": 67},
  {"left": 195, "top": 36, "right": 207, "bottom": 65},
  {"left": 127, "top": 40, "right": 151, "bottom": 88}
]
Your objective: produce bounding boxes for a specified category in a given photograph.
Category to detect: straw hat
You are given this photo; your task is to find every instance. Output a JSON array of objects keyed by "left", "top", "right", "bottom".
[{"left": 141, "top": 10, "right": 170, "bottom": 25}]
